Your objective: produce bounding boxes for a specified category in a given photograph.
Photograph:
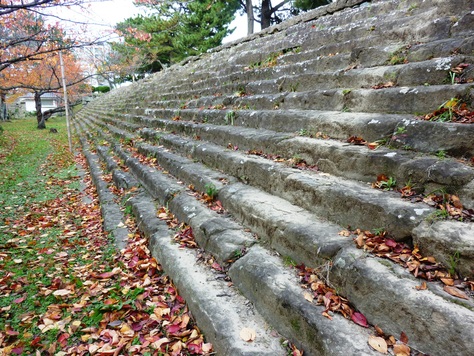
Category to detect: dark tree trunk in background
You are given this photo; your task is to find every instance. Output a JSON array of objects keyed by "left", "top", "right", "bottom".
[
  {"left": 261, "top": 0, "right": 272, "bottom": 29},
  {"left": 246, "top": 0, "right": 254, "bottom": 35},
  {"left": 35, "top": 91, "right": 46, "bottom": 129},
  {"left": 0, "top": 92, "right": 7, "bottom": 121}
]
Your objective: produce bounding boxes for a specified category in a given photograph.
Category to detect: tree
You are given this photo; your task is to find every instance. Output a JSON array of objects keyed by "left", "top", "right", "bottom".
[
  {"left": 1, "top": 1, "right": 105, "bottom": 73},
  {"left": 0, "top": 0, "right": 82, "bottom": 16},
  {"left": 113, "top": 0, "right": 240, "bottom": 75},
  {"left": 0, "top": 50, "right": 89, "bottom": 128},
  {"left": 240, "top": 0, "right": 331, "bottom": 34}
]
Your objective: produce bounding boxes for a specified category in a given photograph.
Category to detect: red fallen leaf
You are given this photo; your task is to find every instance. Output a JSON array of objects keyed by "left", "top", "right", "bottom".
[
  {"left": 104, "top": 299, "right": 117, "bottom": 305},
  {"left": 13, "top": 296, "right": 26, "bottom": 304},
  {"left": 211, "top": 262, "right": 223, "bottom": 271},
  {"left": 31, "top": 336, "right": 42, "bottom": 346},
  {"left": 97, "top": 271, "right": 116, "bottom": 279},
  {"left": 188, "top": 343, "right": 203, "bottom": 353},
  {"left": 11, "top": 347, "right": 23, "bottom": 355},
  {"left": 367, "top": 142, "right": 380, "bottom": 150},
  {"left": 176, "top": 295, "right": 185, "bottom": 304},
  {"left": 385, "top": 239, "right": 397, "bottom": 248},
  {"left": 6, "top": 325, "right": 19, "bottom": 336},
  {"left": 131, "top": 322, "right": 143, "bottom": 332},
  {"left": 167, "top": 324, "right": 181, "bottom": 334},
  {"left": 58, "top": 333, "right": 69, "bottom": 347},
  {"left": 347, "top": 136, "right": 367, "bottom": 145},
  {"left": 351, "top": 312, "right": 369, "bottom": 327},
  {"left": 400, "top": 331, "right": 408, "bottom": 344}
]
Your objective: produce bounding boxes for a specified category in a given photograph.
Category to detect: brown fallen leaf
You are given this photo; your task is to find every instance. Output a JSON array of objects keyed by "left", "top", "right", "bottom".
[
  {"left": 444, "top": 285, "right": 469, "bottom": 300},
  {"left": 451, "top": 195, "right": 463, "bottom": 209},
  {"left": 240, "top": 327, "right": 256, "bottom": 342},
  {"left": 303, "top": 292, "right": 314, "bottom": 302},
  {"left": 368, "top": 335, "right": 388, "bottom": 354},
  {"left": 393, "top": 343, "right": 411, "bottom": 356},
  {"left": 415, "top": 281, "right": 427, "bottom": 290},
  {"left": 440, "top": 278, "right": 454, "bottom": 286}
]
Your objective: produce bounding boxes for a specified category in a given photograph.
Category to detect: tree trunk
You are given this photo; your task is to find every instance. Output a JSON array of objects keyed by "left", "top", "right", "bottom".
[
  {"left": 35, "top": 92, "right": 46, "bottom": 129},
  {"left": 0, "top": 93, "right": 6, "bottom": 121},
  {"left": 246, "top": 0, "right": 254, "bottom": 35},
  {"left": 261, "top": 0, "right": 272, "bottom": 30}
]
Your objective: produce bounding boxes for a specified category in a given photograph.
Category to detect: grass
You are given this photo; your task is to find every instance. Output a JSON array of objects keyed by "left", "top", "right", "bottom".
[
  {"left": 0, "top": 117, "right": 87, "bottom": 352},
  {"left": 0, "top": 117, "right": 75, "bottom": 219}
]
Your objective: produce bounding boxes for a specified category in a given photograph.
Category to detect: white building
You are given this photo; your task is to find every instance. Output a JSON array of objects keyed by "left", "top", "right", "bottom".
[{"left": 17, "top": 92, "right": 60, "bottom": 112}]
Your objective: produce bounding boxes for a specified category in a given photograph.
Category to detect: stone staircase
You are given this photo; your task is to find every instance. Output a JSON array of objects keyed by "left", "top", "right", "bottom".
[{"left": 74, "top": 0, "right": 474, "bottom": 354}]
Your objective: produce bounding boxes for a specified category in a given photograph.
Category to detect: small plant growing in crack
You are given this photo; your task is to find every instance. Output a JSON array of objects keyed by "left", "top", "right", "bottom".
[
  {"left": 436, "top": 150, "right": 447, "bottom": 159},
  {"left": 225, "top": 110, "right": 236, "bottom": 125},
  {"left": 204, "top": 183, "right": 218, "bottom": 201},
  {"left": 447, "top": 251, "right": 461, "bottom": 277}
]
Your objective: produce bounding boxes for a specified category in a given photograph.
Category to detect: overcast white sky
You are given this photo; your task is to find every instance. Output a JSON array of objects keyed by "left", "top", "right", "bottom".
[{"left": 57, "top": 0, "right": 249, "bottom": 43}]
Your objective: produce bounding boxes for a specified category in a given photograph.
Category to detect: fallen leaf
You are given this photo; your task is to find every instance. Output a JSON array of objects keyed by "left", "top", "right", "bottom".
[
  {"left": 53, "top": 289, "right": 71, "bottom": 297},
  {"left": 393, "top": 343, "right": 411, "bottom": 356},
  {"left": 400, "top": 331, "right": 408, "bottom": 344},
  {"left": 415, "top": 281, "right": 427, "bottom": 290},
  {"left": 368, "top": 335, "right": 388, "bottom": 354},
  {"left": 443, "top": 285, "right": 469, "bottom": 300},
  {"left": 440, "top": 278, "right": 454, "bottom": 286},
  {"left": 451, "top": 195, "right": 463, "bottom": 209},
  {"left": 303, "top": 292, "right": 314, "bottom": 302},
  {"left": 351, "top": 312, "right": 369, "bottom": 327},
  {"left": 240, "top": 328, "right": 256, "bottom": 342},
  {"left": 338, "top": 229, "right": 351, "bottom": 237}
]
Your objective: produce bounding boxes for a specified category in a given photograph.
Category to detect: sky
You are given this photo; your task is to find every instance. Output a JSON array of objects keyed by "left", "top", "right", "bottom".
[{"left": 56, "top": 0, "right": 249, "bottom": 43}]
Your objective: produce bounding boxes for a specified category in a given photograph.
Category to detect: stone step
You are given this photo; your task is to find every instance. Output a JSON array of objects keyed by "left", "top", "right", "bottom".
[
  {"left": 147, "top": 55, "right": 472, "bottom": 105},
  {"left": 90, "top": 111, "right": 473, "bottom": 201},
  {"left": 144, "top": 82, "right": 472, "bottom": 116},
  {"left": 91, "top": 118, "right": 435, "bottom": 240},
  {"left": 87, "top": 105, "right": 474, "bottom": 162},
  {"left": 331, "top": 245, "right": 474, "bottom": 356},
  {"left": 74, "top": 125, "right": 288, "bottom": 355},
  {"left": 75, "top": 112, "right": 474, "bottom": 356},
  {"left": 75, "top": 1, "right": 474, "bottom": 353}
]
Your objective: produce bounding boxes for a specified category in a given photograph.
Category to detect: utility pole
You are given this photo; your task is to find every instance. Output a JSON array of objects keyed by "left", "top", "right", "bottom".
[{"left": 59, "top": 51, "right": 73, "bottom": 153}]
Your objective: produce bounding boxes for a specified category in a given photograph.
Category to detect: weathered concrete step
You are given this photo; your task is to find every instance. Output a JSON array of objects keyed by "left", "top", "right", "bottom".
[
  {"left": 128, "top": 193, "right": 287, "bottom": 355},
  {"left": 74, "top": 128, "right": 129, "bottom": 250},
  {"left": 228, "top": 246, "right": 379, "bottom": 356},
  {"left": 85, "top": 104, "right": 474, "bottom": 161},
  {"left": 413, "top": 220, "right": 474, "bottom": 278},
  {"left": 331, "top": 245, "right": 474, "bottom": 356},
  {"left": 76, "top": 154, "right": 287, "bottom": 356},
  {"left": 77, "top": 115, "right": 474, "bottom": 356},
  {"left": 247, "top": 56, "right": 473, "bottom": 94},
  {"left": 131, "top": 133, "right": 433, "bottom": 240},
  {"left": 148, "top": 82, "right": 473, "bottom": 116},
  {"left": 149, "top": 55, "right": 472, "bottom": 105},
  {"left": 117, "top": 115, "right": 473, "bottom": 196},
  {"left": 79, "top": 117, "right": 261, "bottom": 268}
]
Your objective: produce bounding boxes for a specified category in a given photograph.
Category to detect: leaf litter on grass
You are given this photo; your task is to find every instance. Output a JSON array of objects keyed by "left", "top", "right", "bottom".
[{"left": 0, "top": 148, "right": 212, "bottom": 354}]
